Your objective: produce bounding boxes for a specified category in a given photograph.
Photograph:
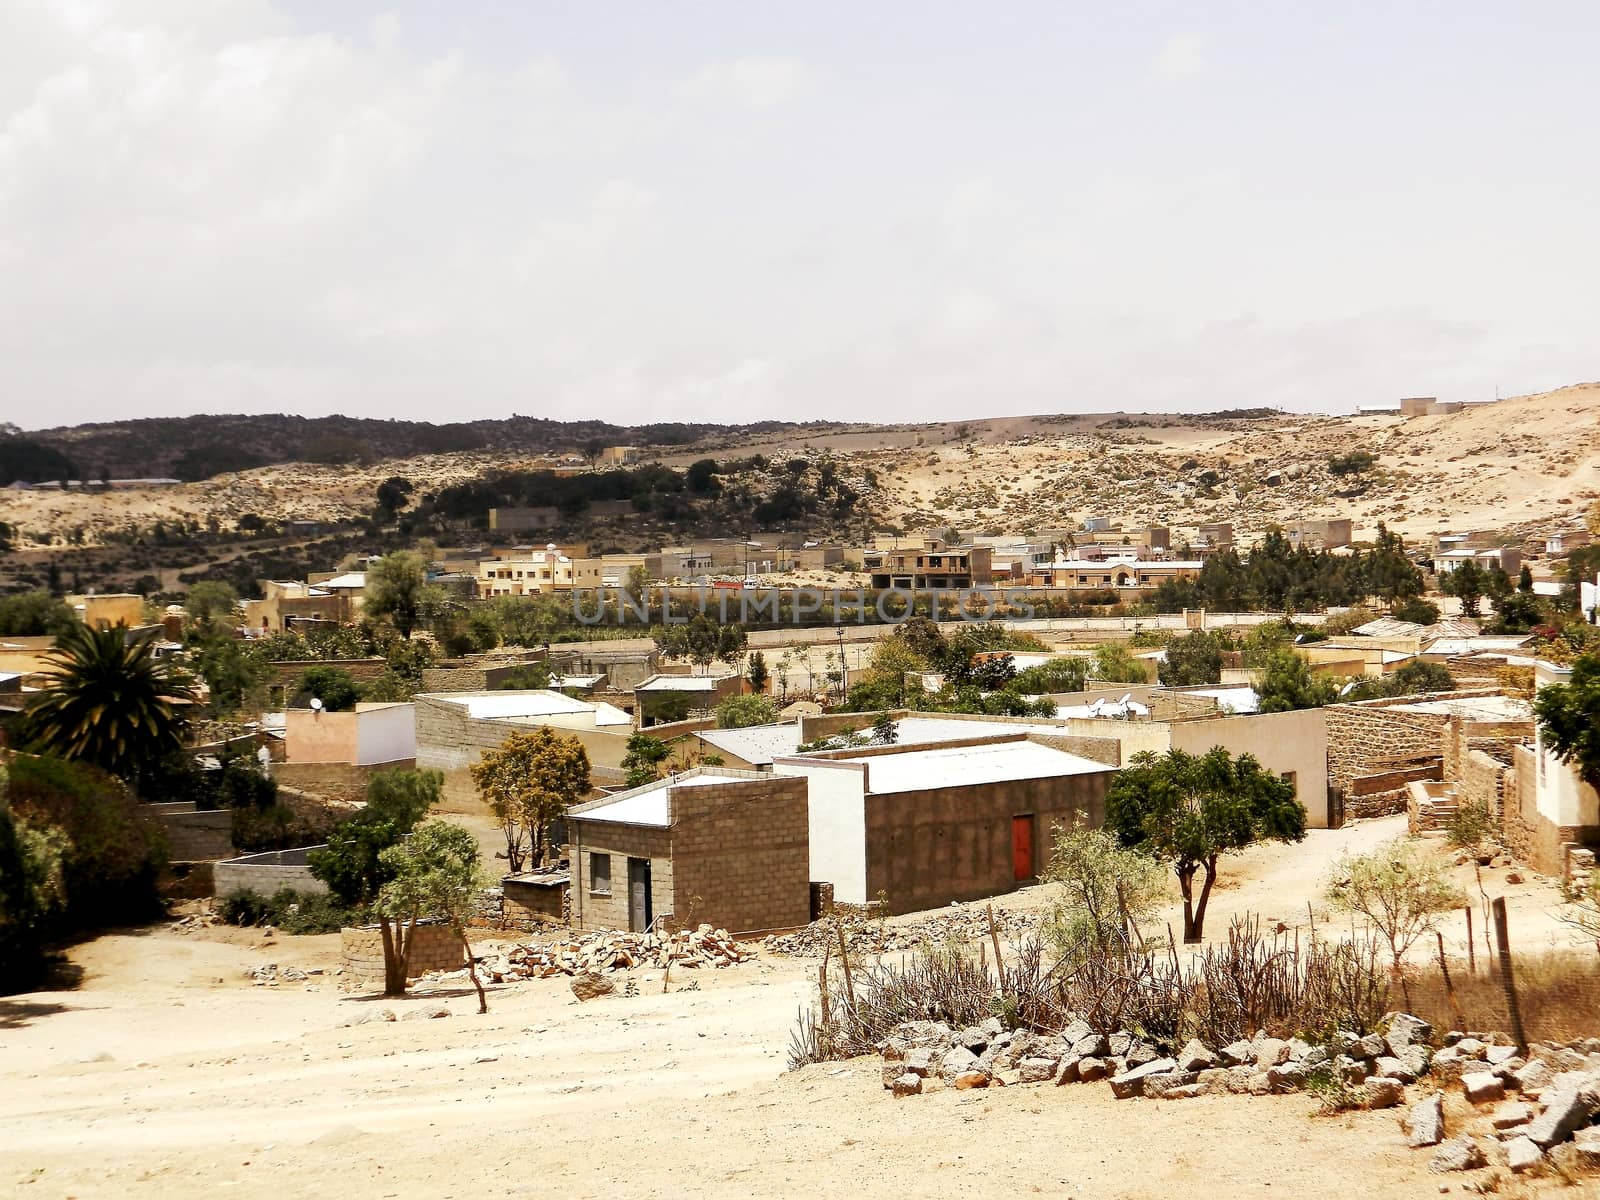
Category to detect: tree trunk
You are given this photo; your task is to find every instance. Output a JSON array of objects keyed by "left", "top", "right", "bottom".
[
  {"left": 379, "top": 917, "right": 408, "bottom": 997},
  {"left": 457, "top": 923, "right": 487, "bottom": 1014},
  {"left": 1190, "top": 858, "right": 1219, "bottom": 944},
  {"left": 1177, "top": 865, "right": 1199, "bottom": 944}
]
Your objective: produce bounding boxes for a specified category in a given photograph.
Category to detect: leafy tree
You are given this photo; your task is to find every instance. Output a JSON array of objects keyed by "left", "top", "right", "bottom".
[
  {"left": 871, "top": 712, "right": 898, "bottom": 744},
  {"left": 654, "top": 614, "right": 747, "bottom": 673},
  {"left": 745, "top": 650, "right": 769, "bottom": 694},
  {"left": 0, "top": 591, "right": 77, "bottom": 637},
  {"left": 309, "top": 768, "right": 442, "bottom": 996},
  {"left": 1105, "top": 747, "right": 1305, "bottom": 942},
  {"left": 1441, "top": 559, "right": 1485, "bottom": 617},
  {"left": 1157, "top": 631, "right": 1226, "bottom": 686},
  {"left": 1392, "top": 597, "right": 1440, "bottom": 626},
  {"left": 1388, "top": 660, "right": 1454, "bottom": 695},
  {"left": 293, "top": 665, "right": 363, "bottom": 712},
  {"left": 620, "top": 732, "right": 671, "bottom": 788},
  {"left": 1489, "top": 588, "right": 1543, "bottom": 634},
  {"left": 1518, "top": 564, "right": 1535, "bottom": 593},
  {"left": 22, "top": 624, "right": 196, "bottom": 791},
  {"left": 184, "top": 581, "right": 239, "bottom": 630},
  {"left": 715, "top": 693, "right": 778, "bottom": 729},
  {"left": 496, "top": 662, "right": 552, "bottom": 691},
  {"left": 1010, "top": 656, "right": 1089, "bottom": 694},
  {"left": 0, "top": 763, "right": 69, "bottom": 990},
  {"left": 685, "top": 458, "right": 720, "bottom": 494},
  {"left": 1327, "top": 450, "right": 1376, "bottom": 476},
  {"left": 374, "top": 475, "right": 414, "bottom": 514},
  {"left": 1255, "top": 650, "right": 1337, "bottom": 712},
  {"left": 1327, "top": 837, "right": 1466, "bottom": 983},
  {"left": 493, "top": 595, "right": 565, "bottom": 648},
  {"left": 469, "top": 728, "right": 590, "bottom": 872},
  {"left": 1042, "top": 827, "right": 1168, "bottom": 957},
  {"left": 364, "top": 550, "right": 427, "bottom": 639},
  {"left": 375, "top": 820, "right": 487, "bottom": 1011},
  {"left": 194, "top": 633, "right": 268, "bottom": 716},
  {"left": 1090, "top": 642, "right": 1149, "bottom": 683},
  {"left": 1533, "top": 652, "right": 1600, "bottom": 796}
]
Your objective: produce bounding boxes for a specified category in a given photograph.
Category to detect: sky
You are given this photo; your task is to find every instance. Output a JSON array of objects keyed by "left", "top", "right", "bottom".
[{"left": 3, "top": 1, "right": 1597, "bottom": 429}]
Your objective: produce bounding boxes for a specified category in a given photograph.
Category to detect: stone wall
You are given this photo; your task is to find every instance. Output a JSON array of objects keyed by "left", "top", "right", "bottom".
[
  {"left": 271, "top": 760, "right": 412, "bottom": 804},
  {"left": 214, "top": 846, "right": 329, "bottom": 899},
  {"left": 269, "top": 658, "right": 389, "bottom": 688},
  {"left": 1325, "top": 698, "right": 1452, "bottom": 819},
  {"left": 151, "top": 803, "right": 234, "bottom": 860},
  {"left": 668, "top": 776, "right": 811, "bottom": 935},
  {"left": 341, "top": 922, "right": 464, "bottom": 987}
]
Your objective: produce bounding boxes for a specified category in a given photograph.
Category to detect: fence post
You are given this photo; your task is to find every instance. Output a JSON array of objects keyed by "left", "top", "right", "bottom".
[
  {"left": 1491, "top": 897, "right": 1528, "bottom": 1055},
  {"left": 1464, "top": 907, "right": 1475, "bottom": 974}
]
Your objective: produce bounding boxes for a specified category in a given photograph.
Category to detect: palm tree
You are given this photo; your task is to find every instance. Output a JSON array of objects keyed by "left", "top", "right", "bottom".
[{"left": 23, "top": 622, "right": 196, "bottom": 790}]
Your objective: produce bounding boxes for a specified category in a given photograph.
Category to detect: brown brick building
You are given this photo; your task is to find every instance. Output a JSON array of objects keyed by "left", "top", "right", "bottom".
[{"left": 567, "top": 769, "right": 810, "bottom": 935}]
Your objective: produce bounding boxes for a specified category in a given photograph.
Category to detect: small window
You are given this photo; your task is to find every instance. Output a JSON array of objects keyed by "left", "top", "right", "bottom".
[
  {"left": 1280, "top": 771, "right": 1297, "bottom": 795},
  {"left": 590, "top": 853, "right": 612, "bottom": 896}
]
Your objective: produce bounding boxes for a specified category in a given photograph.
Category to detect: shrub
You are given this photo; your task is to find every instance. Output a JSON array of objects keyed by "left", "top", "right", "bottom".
[
  {"left": 220, "top": 887, "right": 361, "bottom": 934},
  {"left": 1446, "top": 797, "right": 1495, "bottom": 850}
]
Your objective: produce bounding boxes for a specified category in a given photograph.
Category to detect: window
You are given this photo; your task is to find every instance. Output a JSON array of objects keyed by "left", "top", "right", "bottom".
[
  {"left": 590, "top": 853, "right": 612, "bottom": 896},
  {"left": 1280, "top": 771, "right": 1297, "bottom": 796}
]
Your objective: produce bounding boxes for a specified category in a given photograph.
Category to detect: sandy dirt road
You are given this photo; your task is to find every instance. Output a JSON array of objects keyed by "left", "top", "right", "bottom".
[{"left": 1, "top": 819, "right": 1589, "bottom": 1199}]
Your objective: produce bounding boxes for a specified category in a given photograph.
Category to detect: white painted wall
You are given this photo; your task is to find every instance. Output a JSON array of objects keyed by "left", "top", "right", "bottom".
[
  {"left": 772, "top": 758, "right": 867, "bottom": 904},
  {"left": 356, "top": 703, "right": 417, "bottom": 766},
  {"left": 1534, "top": 663, "right": 1599, "bottom": 827}
]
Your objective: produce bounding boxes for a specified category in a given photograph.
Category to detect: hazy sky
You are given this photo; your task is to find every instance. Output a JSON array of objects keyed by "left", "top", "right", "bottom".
[{"left": 4, "top": 2, "right": 1597, "bottom": 429}]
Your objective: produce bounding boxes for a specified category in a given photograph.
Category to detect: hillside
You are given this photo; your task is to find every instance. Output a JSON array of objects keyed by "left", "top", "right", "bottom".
[{"left": 2, "top": 384, "right": 1596, "bottom": 557}]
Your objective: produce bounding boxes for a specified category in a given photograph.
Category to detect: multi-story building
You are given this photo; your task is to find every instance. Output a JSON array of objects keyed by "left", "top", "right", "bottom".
[
  {"left": 867, "top": 540, "right": 993, "bottom": 589},
  {"left": 477, "top": 545, "right": 575, "bottom": 597}
]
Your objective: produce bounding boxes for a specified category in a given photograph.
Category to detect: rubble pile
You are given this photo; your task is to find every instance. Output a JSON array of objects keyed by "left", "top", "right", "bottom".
[
  {"left": 483, "top": 924, "right": 754, "bottom": 982},
  {"left": 245, "top": 963, "right": 322, "bottom": 986},
  {"left": 876, "top": 1010, "right": 1435, "bottom": 1105},
  {"left": 1401, "top": 1031, "right": 1600, "bottom": 1177},
  {"left": 765, "top": 907, "right": 1040, "bottom": 958}
]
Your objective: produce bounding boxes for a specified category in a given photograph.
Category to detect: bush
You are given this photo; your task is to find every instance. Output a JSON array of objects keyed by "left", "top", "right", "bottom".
[
  {"left": 715, "top": 693, "right": 778, "bottom": 729},
  {"left": 1446, "top": 797, "right": 1495, "bottom": 850},
  {"left": 220, "top": 887, "right": 361, "bottom": 934}
]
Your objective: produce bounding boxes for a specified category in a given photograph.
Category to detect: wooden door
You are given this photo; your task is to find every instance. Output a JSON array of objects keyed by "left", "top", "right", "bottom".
[
  {"left": 628, "top": 857, "right": 653, "bottom": 932},
  {"left": 1011, "top": 815, "right": 1034, "bottom": 882}
]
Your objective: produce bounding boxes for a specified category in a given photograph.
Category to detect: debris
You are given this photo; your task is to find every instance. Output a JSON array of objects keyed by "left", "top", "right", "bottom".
[
  {"left": 1407, "top": 1092, "right": 1446, "bottom": 1148},
  {"left": 1505, "top": 1136, "right": 1542, "bottom": 1174},
  {"left": 1428, "top": 1137, "right": 1486, "bottom": 1173},
  {"left": 482, "top": 925, "right": 754, "bottom": 982}
]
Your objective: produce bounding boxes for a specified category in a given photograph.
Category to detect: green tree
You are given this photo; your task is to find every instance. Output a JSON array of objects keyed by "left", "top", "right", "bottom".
[
  {"left": 1327, "top": 837, "right": 1466, "bottom": 982},
  {"left": 469, "top": 728, "right": 591, "bottom": 872},
  {"left": 1157, "top": 631, "right": 1227, "bottom": 687},
  {"left": 655, "top": 614, "right": 747, "bottom": 673},
  {"left": 309, "top": 768, "right": 442, "bottom": 996},
  {"left": 620, "top": 732, "right": 671, "bottom": 788},
  {"left": 716, "top": 693, "right": 778, "bottom": 729},
  {"left": 184, "top": 581, "right": 239, "bottom": 631},
  {"left": 1388, "top": 660, "right": 1454, "bottom": 695},
  {"left": 1533, "top": 652, "right": 1600, "bottom": 796},
  {"left": 1042, "top": 827, "right": 1168, "bottom": 957},
  {"left": 22, "top": 624, "right": 196, "bottom": 791},
  {"left": 1255, "top": 650, "right": 1337, "bottom": 712},
  {"left": 364, "top": 551, "right": 427, "bottom": 639},
  {"left": 1090, "top": 642, "right": 1149, "bottom": 684},
  {"left": 1104, "top": 747, "right": 1306, "bottom": 943},
  {"left": 194, "top": 632, "right": 268, "bottom": 716},
  {"left": 493, "top": 595, "right": 564, "bottom": 648},
  {"left": 375, "top": 820, "right": 487, "bottom": 1011},
  {"left": 1442, "top": 560, "right": 1485, "bottom": 618},
  {"left": 1392, "top": 597, "right": 1440, "bottom": 626},
  {"left": 0, "top": 591, "right": 77, "bottom": 638},
  {"left": 0, "top": 763, "right": 69, "bottom": 990},
  {"left": 293, "top": 665, "right": 363, "bottom": 712},
  {"left": 745, "top": 650, "right": 770, "bottom": 694},
  {"left": 375, "top": 476, "right": 414, "bottom": 514}
]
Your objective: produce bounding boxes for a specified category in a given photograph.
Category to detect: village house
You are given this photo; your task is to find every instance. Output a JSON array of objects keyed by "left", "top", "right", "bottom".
[
  {"left": 866, "top": 539, "right": 993, "bottom": 589},
  {"left": 283, "top": 701, "right": 416, "bottom": 768},
  {"left": 568, "top": 768, "right": 811, "bottom": 934},
  {"left": 487, "top": 506, "right": 561, "bottom": 533},
  {"left": 242, "top": 579, "right": 355, "bottom": 632},
  {"left": 64, "top": 593, "right": 146, "bottom": 629},
  {"left": 633, "top": 673, "right": 744, "bottom": 727},
  {"left": 770, "top": 734, "right": 1118, "bottom": 914},
  {"left": 477, "top": 544, "right": 574, "bottom": 597},
  {"left": 1027, "top": 555, "right": 1203, "bottom": 594}
]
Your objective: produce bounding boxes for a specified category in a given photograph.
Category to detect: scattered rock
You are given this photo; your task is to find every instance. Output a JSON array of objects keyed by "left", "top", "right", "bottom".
[
  {"left": 1110, "top": 1058, "right": 1179, "bottom": 1100},
  {"left": 939, "top": 1046, "right": 981, "bottom": 1085},
  {"left": 890, "top": 1072, "right": 923, "bottom": 1098},
  {"left": 1219, "top": 1040, "right": 1255, "bottom": 1067},
  {"left": 1255, "top": 1037, "right": 1290, "bottom": 1068},
  {"left": 1461, "top": 1072, "right": 1505, "bottom": 1105},
  {"left": 951, "top": 1070, "right": 990, "bottom": 1090},
  {"left": 1525, "top": 1082, "right": 1600, "bottom": 1148},
  {"left": 1076, "top": 1057, "right": 1108, "bottom": 1083},
  {"left": 1571, "top": 1126, "right": 1600, "bottom": 1168},
  {"left": 1505, "top": 1136, "right": 1543, "bottom": 1174},
  {"left": 1385, "top": 1013, "right": 1433, "bottom": 1053},
  {"left": 1176, "top": 1038, "right": 1216, "bottom": 1073},
  {"left": 1407, "top": 1092, "right": 1446, "bottom": 1148},
  {"left": 1018, "top": 1057, "right": 1057, "bottom": 1084},
  {"left": 570, "top": 971, "right": 616, "bottom": 1001},
  {"left": 1365, "top": 1076, "right": 1405, "bottom": 1109},
  {"left": 1429, "top": 1137, "right": 1487, "bottom": 1173},
  {"left": 1143, "top": 1071, "right": 1202, "bottom": 1100},
  {"left": 1490, "top": 1101, "right": 1533, "bottom": 1129}
]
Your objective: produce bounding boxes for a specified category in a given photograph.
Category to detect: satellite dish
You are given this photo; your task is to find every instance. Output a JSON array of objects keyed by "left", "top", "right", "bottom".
[
  {"left": 310, "top": 697, "right": 324, "bottom": 712},
  {"left": 1119, "top": 693, "right": 1133, "bottom": 706}
]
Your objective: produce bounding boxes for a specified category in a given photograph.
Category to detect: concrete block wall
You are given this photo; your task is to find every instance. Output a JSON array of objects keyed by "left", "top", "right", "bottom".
[
  {"left": 154, "top": 805, "right": 234, "bottom": 860},
  {"left": 214, "top": 847, "right": 329, "bottom": 899},
  {"left": 668, "top": 777, "right": 811, "bottom": 935},
  {"left": 271, "top": 760, "right": 410, "bottom": 804},
  {"left": 341, "top": 922, "right": 464, "bottom": 987},
  {"left": 569, "top": 823, "right": 673, "bottom": 931}
]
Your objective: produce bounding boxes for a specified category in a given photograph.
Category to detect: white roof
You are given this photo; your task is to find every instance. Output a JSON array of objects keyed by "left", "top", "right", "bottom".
[
  {"left": 698, "top": 723, "right": 803, "bottom": 765},
  {"left": 434, "top": 689, "right": 627, "bottom": 725},
  {"left": 636, "top": 674, "right": 724, "bottom": 692},
  {"left": 1425, "top": 635, "right": 1534, "bottom": 656},
  {"left": 1184, "top": 686, "right": 1260, "bottom": 715},
  {"left": 893, "top": 716, "right": 1067, "bottom": 746},
  {"left": 571, "top": 770, "right": 753, "bottom": 827},
  {"left": 836, "top": 740, "right": 1112, "bottom": 795},
  {"left": 1532, "top": 581, "right": 1563, "bottom": 597},
  {"left": 318, "top": 572, "right": 367, "bottom": 589},
  {"left": 1388, "top": 695, "right": 1533, "bottom": 721}
]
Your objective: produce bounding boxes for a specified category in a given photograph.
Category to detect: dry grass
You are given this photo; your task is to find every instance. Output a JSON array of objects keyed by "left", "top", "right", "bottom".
[{"left": 1404, "top": 949, "right": 1600, "bottom": 1044}]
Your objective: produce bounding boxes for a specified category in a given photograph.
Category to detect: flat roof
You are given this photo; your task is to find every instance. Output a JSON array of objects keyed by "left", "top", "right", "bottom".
[
  {"left": 430, "top": 689, "right": 628, "bottom": 724},
  {"left": 570, "top": 769, "right": 755, "bottom": 827},
  {"left": 828, "top": 739, "right": 1112, "bottom": 795},
  {"left": 636, "top": 674, "right": 725, "bottom": 692},
  {"left": 1388, "top": 695, "right": 1533, "bottom": 721},
  {"left": 698, "top": 722, "right": 803, "bottom": 765}
]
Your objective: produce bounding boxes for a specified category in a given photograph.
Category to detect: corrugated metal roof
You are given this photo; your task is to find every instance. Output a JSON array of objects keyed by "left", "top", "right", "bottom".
[{"left": 831, "top": 739, "right": 1112, "bottom": 795}]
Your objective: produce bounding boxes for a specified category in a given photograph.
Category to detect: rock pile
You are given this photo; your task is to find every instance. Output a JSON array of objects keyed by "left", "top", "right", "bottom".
[
  {"left": 1400, "top": 1030, "right": 1600, "bottom": 1176},
  {"left": 483, "top": 925, "right": 753, "bottom": 982},
  {"left": 245, "top": 963, "right": 321, "bottom": 986},
  {"left": 765, "top": 907, "right": 1040, "bottom": 958},
  {"left": 877, "top": 1012, "right": 1434, "bottom": 1106}
]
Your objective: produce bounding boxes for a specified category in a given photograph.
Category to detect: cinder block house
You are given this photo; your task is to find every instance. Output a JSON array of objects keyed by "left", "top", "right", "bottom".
[
  {"left": 771, "top": 735, "right": 1117, "bottom": 914},
  {"left": 568, "top": 769, "right": 810, "bottom": 935}
]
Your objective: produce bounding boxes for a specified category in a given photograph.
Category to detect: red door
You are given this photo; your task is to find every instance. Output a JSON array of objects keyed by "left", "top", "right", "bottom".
[{"left": 1012, "top": 815, "right": 1034, "bottom": 882}]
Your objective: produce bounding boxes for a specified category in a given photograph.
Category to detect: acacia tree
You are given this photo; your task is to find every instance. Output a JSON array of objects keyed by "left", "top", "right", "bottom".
[
  {"left": 1534, "top": 652, "right": 1600, "bottom": 797},
  {"left": 23, "top": 623, "right": 197, "bottom": 792},
  {"left": 364, "top": 551, "right": 427, "bottom": 639},
  {"left": 1104, "top": 747, "right": 1306, "bottom": 942},
  {"left": 376, "top": 820, "right": 487, "bottom": 1012},
  {"left": 307, "top": 767, "right": 441, "bottom": 997},
  {"left": 1327, "top": 837, "right": 1466, "bottom": 989},
  {"left": 469, "top": 728, "right": 590, "bottom": 872}
]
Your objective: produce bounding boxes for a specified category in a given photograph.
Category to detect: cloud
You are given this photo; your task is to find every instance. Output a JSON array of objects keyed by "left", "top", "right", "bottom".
[
  {"left": 680, "top": 56, "right": 811, "bottom": 109},
  {"left": 1153, "top": 33, "right": 1207, "bottom": 80}
]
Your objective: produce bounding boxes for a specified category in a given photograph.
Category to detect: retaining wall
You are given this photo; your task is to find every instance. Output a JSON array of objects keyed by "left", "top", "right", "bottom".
[{"left": 340, "top": 922, "right": 464, "bottom": 988}]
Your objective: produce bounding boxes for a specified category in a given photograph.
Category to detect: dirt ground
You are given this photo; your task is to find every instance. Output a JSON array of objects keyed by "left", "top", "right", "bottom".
[{"left": 1, "top": 817, "right": 1595, "bottom": 1199}]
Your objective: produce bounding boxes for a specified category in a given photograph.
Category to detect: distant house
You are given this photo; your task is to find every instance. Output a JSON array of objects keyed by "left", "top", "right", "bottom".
[
  {"left": 1545, "top": 528, "right": 1594, "bottom": 557},
  {"left": 284, "top": 702, "right": 416, "bottom": 768},
  {"left": 488, "top": 506, "right": 561, "bottom": 533},
  {"left": 477, "top": 545, "right": 574, "bottom": 597},
  {"left": 867, "top": 539, "right": 993, "bottom": 589},
  {"left": 633, "top": 673, "right": 743, "bottom": 727},
  {"left": 1435, "top": 547, "right": 1521, "bottom": 576},
  {"left": 597, "top": 446, "right": 641, "bottom": 467},
  {"left": 1030, "top": 556, "right": 1202, "bottom": 593}
]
